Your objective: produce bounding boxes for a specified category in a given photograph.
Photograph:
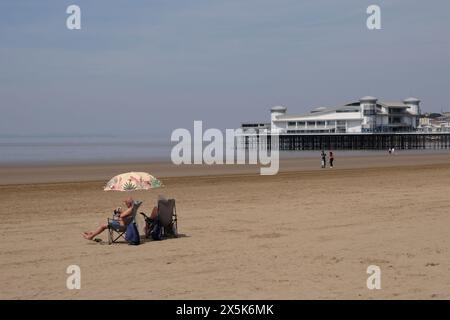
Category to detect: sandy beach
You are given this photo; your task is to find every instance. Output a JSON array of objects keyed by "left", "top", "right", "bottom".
[{"left": 1, "top": 153, "right": 450, "bottom": 299}]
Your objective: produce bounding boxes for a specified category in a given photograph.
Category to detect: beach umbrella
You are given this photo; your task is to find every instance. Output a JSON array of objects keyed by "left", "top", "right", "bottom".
[{"left": 104, "top": 172, "right": 163, "bottom": 191}]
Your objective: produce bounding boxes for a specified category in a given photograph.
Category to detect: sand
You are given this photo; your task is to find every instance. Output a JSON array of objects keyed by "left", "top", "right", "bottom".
[{"left": 1, "top": 153, "right": 450, "bottom": 299}]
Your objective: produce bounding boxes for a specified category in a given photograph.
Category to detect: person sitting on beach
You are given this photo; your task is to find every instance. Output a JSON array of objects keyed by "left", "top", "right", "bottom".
[
  {"left": 82, "top": 197, "right": 136, "bottom": 240},
  {"left": 147, "top": 195, "right": 167, "bottom": 222}
]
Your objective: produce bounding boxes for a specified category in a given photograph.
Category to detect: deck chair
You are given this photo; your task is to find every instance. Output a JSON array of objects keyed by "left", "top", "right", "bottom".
[
  {"left": 158, "top": 198, "right": 178, "bottom": 238},
  {"left": 140, "top": 198, "right": 178, "bottom": 239},
  {"left": 107, "top": 200, "right": 142, "bottom": 244}
]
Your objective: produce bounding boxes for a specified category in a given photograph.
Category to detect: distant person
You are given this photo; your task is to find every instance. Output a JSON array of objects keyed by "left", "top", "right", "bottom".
[
  {"left": 392, "top": 147, "right": 395, "bottom": 155},
  {"left": 329, "top": 151, "right": 334, "bottom": 168},
  {"left": 388, "top": 148, "right": 392, "bottom": 155},
  {"left": 321, "top": 150, "right": 326, "bottom": 168}
]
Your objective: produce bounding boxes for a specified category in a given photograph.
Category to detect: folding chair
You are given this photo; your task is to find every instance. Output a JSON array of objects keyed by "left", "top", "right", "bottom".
[
  {"left": 157, "top": 198, "right": 178, "bottom": 238},
  {"left": 108, "top": 200, "right": 142, "bottom": 244}
]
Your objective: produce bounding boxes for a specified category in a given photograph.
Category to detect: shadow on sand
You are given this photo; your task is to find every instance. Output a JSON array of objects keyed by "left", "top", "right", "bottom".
[{"left": 90, "top": 233, "right": 189, "bottom": 245}]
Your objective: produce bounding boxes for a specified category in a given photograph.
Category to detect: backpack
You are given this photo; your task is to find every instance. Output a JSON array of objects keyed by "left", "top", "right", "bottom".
[
  {"left": 125, "top": 222, "right": 140, "bottom": 245},
  {"left": 150, "top": 219, "right": 163, "bottom": 241}
]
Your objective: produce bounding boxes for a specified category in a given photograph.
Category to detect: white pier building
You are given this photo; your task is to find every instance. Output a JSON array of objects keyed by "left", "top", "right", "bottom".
[{"left": 242, "top": 96, "right": 421, "bottom": 134}]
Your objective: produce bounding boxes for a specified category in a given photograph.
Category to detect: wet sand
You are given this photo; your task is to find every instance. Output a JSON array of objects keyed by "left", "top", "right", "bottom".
[{"left": 1, "top": 152, "right": 450, "bottom": 185}]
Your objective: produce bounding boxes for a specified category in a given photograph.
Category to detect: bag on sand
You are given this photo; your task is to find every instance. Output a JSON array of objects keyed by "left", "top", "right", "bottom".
[
  {"left": 125, "top": 222, "right": 140, "bottom": 245},
  {"left": 150, "top": 220, "right": 163, "bottom": 241}
]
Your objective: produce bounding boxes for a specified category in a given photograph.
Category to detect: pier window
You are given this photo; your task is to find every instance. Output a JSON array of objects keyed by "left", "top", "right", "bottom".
[
  {"left": 336, "top": 108, "right": 358, "bottom": 113},
  {"left": 364, "top": 109, "right": 376, "bottom": 116},
  {"left": 307, "top": 121, "right": 316, "bottom": 127},
  {"left": 288, "top": 121, "right": 296, "bottom": 127}
]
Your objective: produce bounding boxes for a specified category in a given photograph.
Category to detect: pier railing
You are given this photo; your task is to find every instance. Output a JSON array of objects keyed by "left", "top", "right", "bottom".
[{"left": 238, "top": 132, "right": 450, "bottom": 150}]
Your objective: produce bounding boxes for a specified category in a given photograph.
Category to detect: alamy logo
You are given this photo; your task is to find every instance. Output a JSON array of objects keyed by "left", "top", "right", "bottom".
[
  {"left": 366, "top": 265, "right": 381, "bottom": 290},
  {"left": 66, "top": 5, "right": 81, "bottom": 30},
  {"left": 367, "top": 5, "right": 381, "bottom": 30},
  {"left": 171, "top": 121, "right": 279, "bottom": 175},
  {"left": 66, "top": 265, "right": 81, "bottom": 290}
]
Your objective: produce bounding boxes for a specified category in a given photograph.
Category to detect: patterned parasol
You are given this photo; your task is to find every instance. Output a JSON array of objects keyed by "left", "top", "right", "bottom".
[{"left": 104, "top": 172, "right": 163, "bottom": 191}]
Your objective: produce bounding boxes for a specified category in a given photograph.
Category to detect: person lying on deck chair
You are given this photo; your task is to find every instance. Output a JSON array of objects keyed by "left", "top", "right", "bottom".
[{"left": 82, "top": 197, "right": 136, "bottom": 240}]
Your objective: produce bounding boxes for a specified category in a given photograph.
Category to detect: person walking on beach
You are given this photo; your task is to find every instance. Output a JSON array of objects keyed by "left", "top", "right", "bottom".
[
  {"left": 321, "top": 150, "right": 327, "bottom": 168},
  {"left": 329, "top": 151, "right": 334, "bottom": 168}
]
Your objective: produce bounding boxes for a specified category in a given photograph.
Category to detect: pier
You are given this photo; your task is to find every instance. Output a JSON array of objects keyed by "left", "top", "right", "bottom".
[{"left": 240, "top": 133, "right": 450, "bottom": 151}]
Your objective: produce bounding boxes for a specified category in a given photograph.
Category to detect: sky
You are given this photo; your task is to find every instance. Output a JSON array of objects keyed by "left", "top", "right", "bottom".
[{"left": 1, "top": 0, "right": 449, "bottom": 138}]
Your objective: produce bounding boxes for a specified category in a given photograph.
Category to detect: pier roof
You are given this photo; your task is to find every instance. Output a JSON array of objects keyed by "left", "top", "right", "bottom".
[{"left": 275, "top": 105, "right": 360, "bottom": 120}]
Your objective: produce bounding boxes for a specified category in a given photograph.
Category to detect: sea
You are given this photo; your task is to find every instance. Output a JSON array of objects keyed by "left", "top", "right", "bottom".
[
  {"left": 0, "top": 135, "right": 448, "bottom": 166},
  {"left": 0, "top": 135, "right": 172, "bottom": 165}
]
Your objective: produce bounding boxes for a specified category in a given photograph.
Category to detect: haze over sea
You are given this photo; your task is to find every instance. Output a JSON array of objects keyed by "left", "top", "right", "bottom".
[
  {"left": 0, "top": 135, "right": 172, "bottom": 165},
  {"left": 1, "top": 134, "right": 448, "bottom": 166}
]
